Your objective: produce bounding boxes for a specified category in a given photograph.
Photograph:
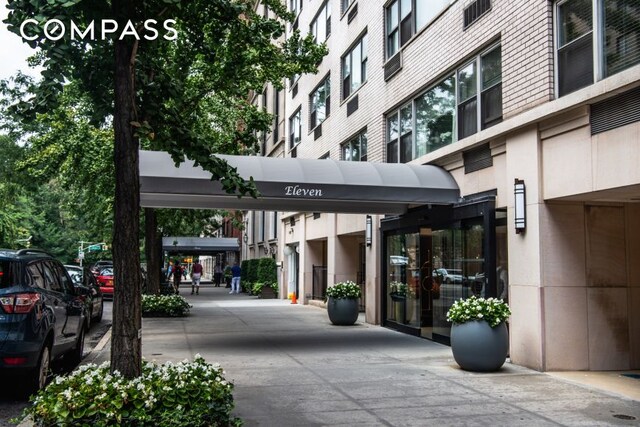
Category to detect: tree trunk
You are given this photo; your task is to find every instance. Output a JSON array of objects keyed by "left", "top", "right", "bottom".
[
  {"left": 144, "top": 208, "right": 161, "bottom": 295},
  {"left": 111, "top": 0, "right": 142, "bottom": 379}
]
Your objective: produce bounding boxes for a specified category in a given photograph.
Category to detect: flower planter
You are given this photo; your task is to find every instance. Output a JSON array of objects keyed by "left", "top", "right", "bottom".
[
  {"left": 260, "top": 286, "right": 277, "bottom": 299},
  {"left": 450, "top": 320, "right": 509, "bottom": 372},
  {"left": 327, "top": 296, "right": 359, "bottom": 325}
]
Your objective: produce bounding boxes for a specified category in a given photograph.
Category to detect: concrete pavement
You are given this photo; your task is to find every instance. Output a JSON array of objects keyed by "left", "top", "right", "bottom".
[{"left": 88, "top": 285, "right": 640, "bottom": 426}]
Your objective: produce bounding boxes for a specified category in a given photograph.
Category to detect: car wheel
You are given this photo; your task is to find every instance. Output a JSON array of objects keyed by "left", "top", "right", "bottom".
[
  {"left": 93, "top": 300, "right": 104, "bottom": 323},
  {"left": 65, "top": 326, "right": 85, "bottom": 371},
  {"left": 27, "top": 344, "right": 51, "bottom": 395}
]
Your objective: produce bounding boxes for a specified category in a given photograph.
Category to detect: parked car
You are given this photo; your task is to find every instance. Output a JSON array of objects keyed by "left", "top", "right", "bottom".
[
  {"left": 0, "top": 249, "right": 88, "bottom": 394},
  {"left": 95, "top": 267, "right": 114, "bottom": 299},
  {"left": 89, "top": 260, "right": 113, "bottom": 276},
  {"left": 435, "top": 268, "right": 464, "bottom": 284},
  {"left": 64, "top": 265, "right": 104, "bottom": 324}
]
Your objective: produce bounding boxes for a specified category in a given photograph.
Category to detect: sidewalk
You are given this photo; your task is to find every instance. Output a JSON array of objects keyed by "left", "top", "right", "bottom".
[{"left": 88, "top": 286, "right": 640, "bottom": 426}]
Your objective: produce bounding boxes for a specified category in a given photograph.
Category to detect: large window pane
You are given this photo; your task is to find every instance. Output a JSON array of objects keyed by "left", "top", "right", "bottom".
[
  {"left": 386, "top": 232, "right": 421, "bottom": 327},
  {"left": 482, "top": 47, "right": 502, "bottom": 89},
  {"left": 458, "top": 98, "right": 477, "bottom": 139},
  {"left": 415, "top": 76, "right": 456, "bottom": 155},
  {"left": 558, "top": 0, "right": 592, "bottom": 47},
  {"left": 352, "top": 41, "right": 362, "bottom": 91},
  {"left": 457, "top": 61, "right": 477, "bottom": 102},
  {"left": 603, "top": 0, "right": 640, "bottom": 77},
  {"left": 558, "top": 33, "right": 594, "bottom": 96}
]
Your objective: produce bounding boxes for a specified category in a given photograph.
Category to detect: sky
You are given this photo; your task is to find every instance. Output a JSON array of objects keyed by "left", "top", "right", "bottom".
[{"left": 0, "top": 0, "right": 41, "bottom": 81}]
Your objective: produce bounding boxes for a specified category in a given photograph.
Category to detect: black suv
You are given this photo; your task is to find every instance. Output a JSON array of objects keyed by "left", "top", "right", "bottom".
[{"left": 0, "top": 249, "right": 88, "bottom": 393}]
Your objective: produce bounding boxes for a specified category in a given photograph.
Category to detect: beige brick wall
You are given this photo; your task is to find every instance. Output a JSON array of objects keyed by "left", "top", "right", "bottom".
[{"left": 284, "top": 0, "right": 555, "bottom": 163}]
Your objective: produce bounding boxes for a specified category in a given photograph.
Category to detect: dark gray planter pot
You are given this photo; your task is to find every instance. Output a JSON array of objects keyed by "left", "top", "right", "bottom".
[
  {"left": 450, "top": 320, "right": 509, "bottom": 372},
  {"left": 327, "top": 297, "right": 359, "bottom": 325}
]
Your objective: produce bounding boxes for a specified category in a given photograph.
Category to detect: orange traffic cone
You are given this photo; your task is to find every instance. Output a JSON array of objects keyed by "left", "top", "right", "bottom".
[{"left": 291, "top": 293, "right": 297, "bottom": 304}]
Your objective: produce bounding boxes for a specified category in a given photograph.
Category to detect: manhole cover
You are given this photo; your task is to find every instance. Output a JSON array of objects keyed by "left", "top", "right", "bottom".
[{"left": 613, "top": 414, "right": 637, "bottom": 420}]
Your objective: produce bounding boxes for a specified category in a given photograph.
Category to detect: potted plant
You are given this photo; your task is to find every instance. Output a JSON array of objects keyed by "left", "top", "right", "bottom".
[
  {"left": 389, "top": 281, "right": 416, "bottom": 323},
  {"left": 446, "top": 295, "right": 511, "bottom": 371},
  {"left": 325, "top": 281, "right": 361, "bottom": 325}
]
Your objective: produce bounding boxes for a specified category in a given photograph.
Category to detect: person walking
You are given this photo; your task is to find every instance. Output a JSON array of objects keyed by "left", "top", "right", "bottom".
[
  {"left": 170, "top": 260, "right": 183, "bottom": 294},
  {"left": 230, "top": 262, "right": 242, "bottom": 294},
  {"left": 214, "top": 264, "right": 223, "bottom": 287},
  {"left": 191, "top": 259, "right": 203, "bottom": 295}
]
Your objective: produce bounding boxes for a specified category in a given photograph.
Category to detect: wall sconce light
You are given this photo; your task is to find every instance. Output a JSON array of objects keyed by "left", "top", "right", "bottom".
[
  {"left": 243, "top": 233, "right": 248, "bottom": 243},
  {"left": 514, "top": 179, "right": 526, "bottom": 234},
  {"left": 365, "top": 215, "right": 373, "bottom": 247}
]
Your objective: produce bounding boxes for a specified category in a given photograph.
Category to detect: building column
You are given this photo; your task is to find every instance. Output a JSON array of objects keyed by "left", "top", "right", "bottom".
[{"left": 506, "top": 125, "right": 545, "bottom": 370}]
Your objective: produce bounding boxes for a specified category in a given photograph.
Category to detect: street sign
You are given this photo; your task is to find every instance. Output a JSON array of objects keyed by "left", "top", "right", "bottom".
[
  {"left": 78, "top": 251, "right": 85, "bottom": 259},
  {"left": 87, "top": 244, "right": 102, "bottom": 251}
]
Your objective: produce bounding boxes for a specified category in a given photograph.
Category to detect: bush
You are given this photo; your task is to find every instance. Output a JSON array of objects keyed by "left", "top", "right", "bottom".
[
  {"left": 142, "top": 294, "right": 191, "bottom": 317},
  {"left": 245, "top": 259, "right": 259, "bottom": 284},
  {"left": 257, "top": 257, "right": 277, "bottom": 284},
  {"left": 20, "top": 356, "right": 241, "bottom": 426},
  {"left": 240, "top": 260, "right": 249, "bottom": 283}
]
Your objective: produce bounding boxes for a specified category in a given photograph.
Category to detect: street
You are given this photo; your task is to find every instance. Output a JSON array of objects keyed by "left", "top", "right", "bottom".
[{"left": 0, "top": 301, "right": 113, "bottom": 426}]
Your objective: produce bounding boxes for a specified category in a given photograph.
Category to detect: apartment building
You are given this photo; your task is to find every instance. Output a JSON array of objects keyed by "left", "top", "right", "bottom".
[{"left": 239, "top": 0, "right": 640, "bottom": 372}]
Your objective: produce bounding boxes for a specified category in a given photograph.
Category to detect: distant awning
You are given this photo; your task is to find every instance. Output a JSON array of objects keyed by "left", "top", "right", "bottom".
[
  {"left": 140, "top": 150, "right": 460, "bottom": 215},
  {"left": 163, "top": 237, "right": 239, "bottom": 255}
]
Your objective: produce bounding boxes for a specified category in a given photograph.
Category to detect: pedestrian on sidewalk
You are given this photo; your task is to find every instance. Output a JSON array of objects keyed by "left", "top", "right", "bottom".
[
  {"left": 191, "top": 259, "right": 203, "bottom": 295},
  {"left": 214, "top": 264, "right": 223, "bottom": 287},
  {"left": 230, "top": 262, "right": 242, "bottom": 294},
  {"left": 169, "top": 260, "right": 183, "bottom": 294},
  {"left": 224, "top": 265, "right": 232, "bottom": 288}
]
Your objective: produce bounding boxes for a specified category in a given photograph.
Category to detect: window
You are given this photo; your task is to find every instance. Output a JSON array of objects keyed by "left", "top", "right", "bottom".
[
  {"left": 273, "top": 89, "right": 280, "bottom": 142},
  {"left": 270, "top": 212, "right": 278, "bottom": 240},
  {"left": 289, "top": 108, "right": 301, "bottom": 149},
  {"left": 415, "top": 77, "right": 456, "bottom": 156},
  {"left": 261, "top": 88, "right": 268, "bottom": 153},
  {"left": 342, "top": 33, "right": 368, "bottom": 99},
  {"left": 556, "top": 0, "right": 640, "bottom": 97},
  {"left": 289, "top": 0, "right": 302, "bottom": 15},
  {"left": 310, "top": 76, "right": 331, "bottom": 129},
  {"left": 458, "top": 45, "right": 502, "bottom": 139},
  {"left": 342, "top": 0, "right": 355, "bottom": 14},
  {"left": 386, "top": 0, "right": 450, "bottom": 59},
  {"left": 386, "top": 44, "right": 501, "bottom": 162},
  {"left": 342, "top": 131, "right": 368, "bottom": 161},
  {"left": 311, "top": 1, "right": 331, "bottom": 43},
  {"left": 260, "top": 211, "right": 266, "bottom": 243}
]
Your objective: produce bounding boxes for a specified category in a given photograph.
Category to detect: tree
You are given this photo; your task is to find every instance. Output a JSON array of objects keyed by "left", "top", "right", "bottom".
[{"left": 4, "top": 0, "right": 325, "bottom": 378}]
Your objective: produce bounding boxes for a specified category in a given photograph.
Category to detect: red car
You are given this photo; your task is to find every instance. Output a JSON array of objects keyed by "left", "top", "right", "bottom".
[{"left": 95, "top": 267, "right": 114, "bottom": 299}]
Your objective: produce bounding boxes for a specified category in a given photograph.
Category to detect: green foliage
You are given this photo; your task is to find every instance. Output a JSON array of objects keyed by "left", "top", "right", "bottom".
[
  {"left": 326, "top": 281, "right": 362, "bottom": 300},
  {"left": 446, "top": 296, "right": 511, "bottom": 327},
  {"left": 257, "top": 257, "right": 277, "bottom": 284},
  {"left": 251, "top": 281, "right": 278, "bottom": 295},
  {"left": 246, "top": 258, "right": 259, "bottom": 284},
  {"left": 142, "top": 294, "right": 191, "bottom": 317},
  {"left": 20, "top": 356, "right": 241, "bottom": 426},
  {"left": 240, "top": 260, "right": 249, "bottom": 283}
]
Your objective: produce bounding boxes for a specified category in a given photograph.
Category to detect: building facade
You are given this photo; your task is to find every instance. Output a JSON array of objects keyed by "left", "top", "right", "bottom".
[{"left": 242, "top": 0, "right": 640, "bottom": 372}]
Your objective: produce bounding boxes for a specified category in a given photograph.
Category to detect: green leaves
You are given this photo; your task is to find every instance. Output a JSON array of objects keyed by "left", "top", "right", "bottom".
[
  {"left": 23, "top": 356, "right": 239, "bottom": 426},
  {"left": 446, "top": 295, "right": 512, "bottom": 327}
]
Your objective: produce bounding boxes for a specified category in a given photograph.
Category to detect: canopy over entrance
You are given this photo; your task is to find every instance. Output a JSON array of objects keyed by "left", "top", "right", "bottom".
[
  {"left": 140, "top": 150, "right": 460, "bottom": 214},
  {"left": 163, "top": 237, "right": 239, "bottom": 255}
]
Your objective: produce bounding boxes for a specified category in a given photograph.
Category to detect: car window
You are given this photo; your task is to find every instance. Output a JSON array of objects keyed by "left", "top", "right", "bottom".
[
  {"left": 40, "top": 262, "right": 63, "bottom": 292},
  {"left": 27, "top": 263, "right": 46, "bottom": 289},
  {"left": 0, "top": 261, "right": 20, "bottom": 289},
  {"left": 99, "top": 267, "right": 113, "bottom": 276},
  {"left": 52, "top": 262, "right": 74, "bottom": 294}
]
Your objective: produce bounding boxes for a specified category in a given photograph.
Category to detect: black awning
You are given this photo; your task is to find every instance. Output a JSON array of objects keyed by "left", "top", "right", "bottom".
[
  {"left": 162, "top": 237, "right": 239, "bottom": 255},
  {"left": 140, "top": 150, "right": 460, "bottom": 214}
]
